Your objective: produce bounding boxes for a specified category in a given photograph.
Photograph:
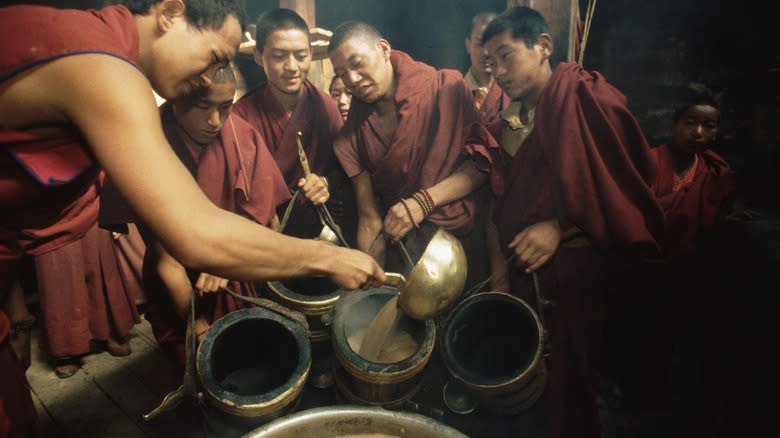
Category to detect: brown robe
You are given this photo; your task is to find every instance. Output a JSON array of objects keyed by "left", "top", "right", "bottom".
[
  {"left": 144, "top": 106, "right": 290, "bottom": 366},
  {"left": 335, "top": 50, "right": 490, "bottom": 286},
  {"left": 465, "top": 62, "right": 663, "bottom": 438},
  {"left": 232, "top": 80, "right": 355, "bottom": 243},
  {"left": 479, "top": 80, "right": 512, "bottom": 126}
]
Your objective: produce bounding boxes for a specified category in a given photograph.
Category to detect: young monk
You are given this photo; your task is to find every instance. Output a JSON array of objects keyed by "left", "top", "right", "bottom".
[
  {"left": 651, "top": 95, "right": 755, "bottom": 258},
  {"left": 328, "top": 21, "right": 490, "bottom": 286},
  {"left": 232, "top": 8, "right": 356, "bottom": 244},
  {"left": 465, "top": 12, "right": 511, "bottom": 125},
  {"left": 465, "top": 7, "right": 664, "bottom": 438},
  {"left": 0, "top": 1, "right": 383, "bottom": 434},
  {"left": 329, "top": 75, "right": 353, "bottom": 121},
  {"left": 143, "top": 65, "right": 291, "bottom": 367}
]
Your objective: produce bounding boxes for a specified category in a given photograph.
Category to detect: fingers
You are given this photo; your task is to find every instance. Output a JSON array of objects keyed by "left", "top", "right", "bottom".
[
  {"left": 298, "top": 175, "right": 330, "bottom": 205},
  {"left": 383, "top": 204, "right": 414, "bottom": 243},
  {"left": 195, "top": 273, "right": 228, "bottom": 295}
]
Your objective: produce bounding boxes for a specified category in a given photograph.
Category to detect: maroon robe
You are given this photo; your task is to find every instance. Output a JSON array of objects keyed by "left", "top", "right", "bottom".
[
  {"left": 465, "top": 62, "right": 663, "bottom": 438},
  {"left": 652, "top": 144, "right": 734, "bottom": 258},
  {"left": 144, "top": 105, "right": 290, "bottom": 366},
  {"left": 334, "top": 50, "right": 491, "bottom": 285},
  {"left": 232, "top": 80, "right": 354, "bottom": 242},
  {"left": 0, "top": 4, "right": 139, "bottom": 432}
]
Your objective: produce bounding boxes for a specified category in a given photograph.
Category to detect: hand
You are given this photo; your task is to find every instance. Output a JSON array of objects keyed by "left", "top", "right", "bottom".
[
  {"left": 298, "top": 174, "right": 330, "bottom": 205},
  {"left": 194, "top": 272, "right": 229, "bottom": 296},
  {"left": 383, "top": 199, "right": 425, "bottom": 243},
  {"left": 328, "top": 246, "right": 386, "bottom": 290},
  {"left": 509, "top": 219, "right": 562, "bottom": 273}
]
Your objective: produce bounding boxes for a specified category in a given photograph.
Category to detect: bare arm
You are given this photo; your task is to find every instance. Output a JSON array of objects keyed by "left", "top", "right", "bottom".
[
  {"left": 352, "top": 171, "right": 386, "bottom": 266},
  {"left": 384, "top": 159, "right": 487, "bottom": 242},
  {"left": 1, "top": 55, "right": 383, "bottom": 289}
]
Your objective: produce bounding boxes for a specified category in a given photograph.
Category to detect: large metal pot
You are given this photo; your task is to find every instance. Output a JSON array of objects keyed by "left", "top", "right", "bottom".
[{"left": 242, "top": 405, "right": 468, "bottom": 437}]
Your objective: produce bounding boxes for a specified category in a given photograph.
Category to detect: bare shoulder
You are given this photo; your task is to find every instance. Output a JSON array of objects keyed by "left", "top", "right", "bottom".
[{"left": 0, "top": 53, "right": 155, "bottom": 134}]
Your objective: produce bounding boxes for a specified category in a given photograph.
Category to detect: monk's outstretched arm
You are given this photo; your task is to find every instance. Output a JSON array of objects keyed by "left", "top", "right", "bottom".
[
  {"left": 10, "top": 54, "right": 383, "bottom": 290},
  {"left": 352, "top": 172, "right": 386, "bottom": 266},
  {"left": 383, "top": 160, "right": 488, "bottom": 242}
]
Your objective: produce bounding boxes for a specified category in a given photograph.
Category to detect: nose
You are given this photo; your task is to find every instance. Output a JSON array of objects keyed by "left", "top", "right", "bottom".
[
  {"left": 339, "top": 93, "right": 350, "bottom": 106},
  {"left": 207, "top": 110, "right": 221, "bottom": 128},
  {"left": 346, "top": 71, "right": 361, "bottom": 87},
  {"left": 199, "top": 72, "right": 213, "bottom": 88},
  {"left": 283, "top": 54, "right": 296, "bottom": 71},
  {"left": 694, "top": 124, "right": 704, "bottom": 137}
]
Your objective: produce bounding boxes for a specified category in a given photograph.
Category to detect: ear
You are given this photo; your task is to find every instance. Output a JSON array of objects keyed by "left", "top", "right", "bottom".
[
  {"left": 535, "top": 33, "right": 553, "bottom": 60},
  {"left": 253, "top": 47, "right": 264, "bottom": 68},
  {"left": 465, "top": 37, "right": 472, "bottom": 55},
  {"left": 156, "top": 0, "right": 185, "bottom": 33},
  {"left": 377, "top": 39, "right": 392, "bottom": 60}
]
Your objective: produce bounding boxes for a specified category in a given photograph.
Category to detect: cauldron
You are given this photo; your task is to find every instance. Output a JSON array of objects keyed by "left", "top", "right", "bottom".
[
  {"left": 331, "top": 287, "right": 436, "bottom": 408},
  {"left": 441, "top": 292, "right": 547, "bottom": 414},
  {"left": 242, "top": 405, "right": 468, "bottom": 437},
  {"left": 197, "top": 307, "right": 311, "bottom": 426}
]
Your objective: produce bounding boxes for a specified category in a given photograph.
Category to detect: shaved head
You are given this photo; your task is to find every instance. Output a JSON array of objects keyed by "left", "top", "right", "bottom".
[
  {"left": 328, "top": 21, "right": 383, "bottom": 54},
  {"left": 212, "top": 65, "right": 236, "bottom": 84}
]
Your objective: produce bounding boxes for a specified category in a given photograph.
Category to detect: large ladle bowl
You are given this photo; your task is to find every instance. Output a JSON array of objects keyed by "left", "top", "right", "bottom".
[{"left": 385, "top": 227, "right": 467, "bottom": 320}]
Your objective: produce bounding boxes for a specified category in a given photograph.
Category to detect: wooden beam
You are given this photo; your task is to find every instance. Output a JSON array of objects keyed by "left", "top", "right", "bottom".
[{"left": 280, "top": 0, "right": 316, "bottom": 28}]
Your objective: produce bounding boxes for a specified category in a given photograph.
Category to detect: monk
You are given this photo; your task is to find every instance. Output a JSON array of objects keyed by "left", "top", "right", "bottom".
[
  {"left": 143, "top": 65, "right": 291, "bottom": 367},
  {"left": 651, "top": 96, "right": 756, "bottom": 258},
  {"left": 465, "top": 7, "right": 664, "bottom": 438},
  {"left": 328, "top": 21, "right": 490, "bottom": 287},
  {"left": 0, "top": 1, "right": 383, "bottom": 434},
  {"left": 329, "top": 75, "right": 353, "bottom": 122},
  {"left": 232, "top": 8, "right": 356, "bottom": 244},
  {"left": 464, "top": 12, "right": 511, "bottom": 125}
]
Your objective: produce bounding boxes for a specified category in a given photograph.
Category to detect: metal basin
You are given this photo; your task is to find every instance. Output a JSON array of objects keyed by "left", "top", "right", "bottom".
[{"left": 242, "top": 405, "right": 468, "bottom": 437}]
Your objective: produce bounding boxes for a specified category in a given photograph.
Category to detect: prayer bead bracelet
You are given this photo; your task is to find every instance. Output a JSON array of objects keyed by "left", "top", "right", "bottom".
[{"left": 412, "top": 191, "right": 433, "bottom": 217}]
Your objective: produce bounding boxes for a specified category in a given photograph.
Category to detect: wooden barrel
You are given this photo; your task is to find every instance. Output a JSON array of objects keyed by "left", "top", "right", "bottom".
[
  {"left": 266, "top": 277, "right": 344, "bottom": 343},
  {"left": 196, "top": 308, "right": 311, "bottom": 427},
  {"left": 331, "top": 287, "right": 436, "bottom": 409},
  {"left": 441, "top": 292, "right": 547, "bottom": 415}
]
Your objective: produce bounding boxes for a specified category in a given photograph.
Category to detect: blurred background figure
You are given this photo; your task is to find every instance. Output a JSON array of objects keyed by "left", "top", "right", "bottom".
[{"left": 329, "top": 75, "right": 352, "bottom": 121}]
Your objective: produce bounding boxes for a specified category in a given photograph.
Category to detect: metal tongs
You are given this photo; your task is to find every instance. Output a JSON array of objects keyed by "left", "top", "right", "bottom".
[{"left": 296, "top": 131, "right": 349, "bottom": 247}]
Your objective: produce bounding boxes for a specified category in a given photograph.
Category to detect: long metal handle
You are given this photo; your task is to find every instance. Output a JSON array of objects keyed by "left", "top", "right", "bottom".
[{"left": 220, "top": 286, "right": 311, "bottom": 338}]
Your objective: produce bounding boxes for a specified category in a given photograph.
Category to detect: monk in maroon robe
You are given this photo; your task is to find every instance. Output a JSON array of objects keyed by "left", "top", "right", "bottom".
[
  {"left": 329, "top": 22, "right": 491, "bottom": 287},
  {"left": 466, "top": 8, "right": 664, "bottom": 438},
  {"left": 465, "top": 12, "right": 511, "bottom": 125},
  {"left": 232, "top": 8, "right": 353, "bottom": 243},
  {"left": 143, "top": 67, "right": 291, "bottom": 367}
]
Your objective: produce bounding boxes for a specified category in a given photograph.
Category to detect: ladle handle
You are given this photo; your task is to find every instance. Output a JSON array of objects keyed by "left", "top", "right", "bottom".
[{"left": 383, "top": 272, "right": 407, "bottom": 289}]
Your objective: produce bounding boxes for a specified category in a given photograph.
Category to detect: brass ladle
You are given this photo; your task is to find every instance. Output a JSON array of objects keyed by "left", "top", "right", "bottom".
[{"left": 296, "top": 132, "right": 345, "bottom": 246}]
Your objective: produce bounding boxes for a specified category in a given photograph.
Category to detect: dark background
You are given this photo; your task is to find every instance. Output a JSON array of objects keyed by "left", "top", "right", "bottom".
[{"left": 4, "top": 0, "right": 778, "bottom": 214}]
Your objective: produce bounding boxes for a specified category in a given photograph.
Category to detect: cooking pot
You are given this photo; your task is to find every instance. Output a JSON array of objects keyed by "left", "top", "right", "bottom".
[{"left": 242, "top": 405, "right": 468, "bottom": 438}]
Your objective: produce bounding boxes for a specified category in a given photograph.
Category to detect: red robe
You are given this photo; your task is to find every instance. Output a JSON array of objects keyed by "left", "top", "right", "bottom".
[
  {"left": 651, "top": 144, "right": 734, "bottom": 258},
  {"left": 144, "top": 105, "right": 290, "bottom": 366},
  {"left": 334, "top": 50, "right": 490, "bottom": 285},
  {"left": 0, "top": 4, "right": 139, "bottom": 432},
  {"left": 465, "top": 62, "right": 663, "bottom": 438},
  {"left": 232, "top": 80, "right": 355, "bottom": 242}
]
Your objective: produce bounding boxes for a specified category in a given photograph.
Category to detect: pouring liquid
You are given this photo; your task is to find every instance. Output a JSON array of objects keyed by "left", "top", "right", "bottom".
[{"left": 352, "top": 295, "right": 418, "bottom": 363}]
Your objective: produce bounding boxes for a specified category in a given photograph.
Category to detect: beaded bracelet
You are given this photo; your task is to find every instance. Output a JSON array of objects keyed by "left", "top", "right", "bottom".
[
  {"left": 399, "top": 199, "right": 420, "bottom": 228},
  {"left": 412, "top": 191, "right": 433, "bottom": 217},
  {"left": 421, "top": 189, "right": 436, "bottom": 211}
]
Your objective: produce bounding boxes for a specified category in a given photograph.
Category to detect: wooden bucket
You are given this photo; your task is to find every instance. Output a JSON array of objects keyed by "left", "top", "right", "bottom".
[
  {"left": 331, "top": 287, "right": 436, "bottom": 409},
  {"left": 267, "top": 277, "right": 345, "bottom": 388},
  {"left": 441, "top": 292, "right": 547, "bottom": 415},
  {"left": 196, "top": 307, "right": 311, "bottom": 427}
]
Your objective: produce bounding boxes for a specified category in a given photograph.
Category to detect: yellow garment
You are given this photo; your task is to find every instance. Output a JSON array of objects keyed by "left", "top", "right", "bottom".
[{"left": 501, "top": 101, "right": 535, "bottom": 156}]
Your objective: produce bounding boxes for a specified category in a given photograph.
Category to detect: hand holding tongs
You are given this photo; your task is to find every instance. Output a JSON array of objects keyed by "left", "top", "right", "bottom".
[{"left": 296, "top": 131, "right": 348, "bottom": 247}]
